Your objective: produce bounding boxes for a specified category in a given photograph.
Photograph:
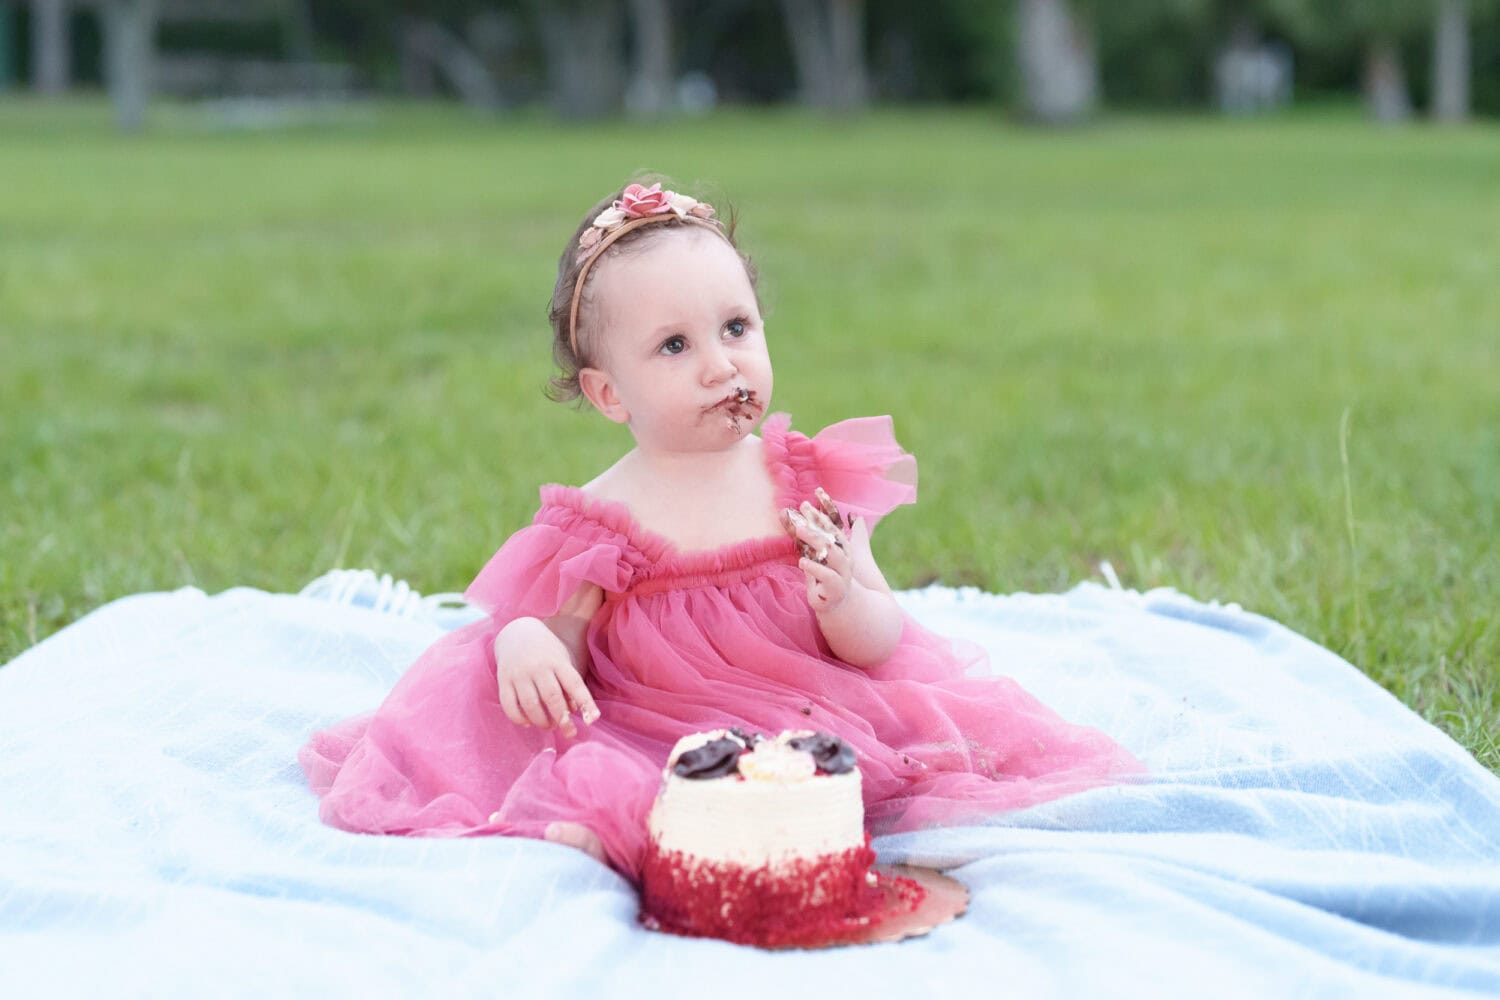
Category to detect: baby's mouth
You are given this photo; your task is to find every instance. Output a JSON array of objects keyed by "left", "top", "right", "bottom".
[
  {"left": 705, "top": 387, "right": 762, "bottom": 433},
  {"left": 708, "top": 387, "right": 755, "bottom": 411}
]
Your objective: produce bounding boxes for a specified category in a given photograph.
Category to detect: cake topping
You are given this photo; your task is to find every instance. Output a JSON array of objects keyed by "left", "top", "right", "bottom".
[
  {"left": 736, "top": 740, "right": 818, "bottom": 782},
  {"left": 787, "top": 732, "right": 857, "bottom": 775},
  {"left": 671, "top": 737, "right": 746, "bottom": 779},
  {"left": 666, "top": 728, "right": 856, "bottom": 780}
]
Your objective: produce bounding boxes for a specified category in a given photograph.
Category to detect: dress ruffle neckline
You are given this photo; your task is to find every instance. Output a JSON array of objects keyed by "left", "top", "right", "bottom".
[{"left": 536, "top": 412, "right": 802, "bottom": 581}]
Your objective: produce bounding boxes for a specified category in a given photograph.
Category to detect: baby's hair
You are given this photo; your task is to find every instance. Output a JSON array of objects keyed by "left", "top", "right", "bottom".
[{"left": 545, "top": 174, "right": 760, "bottom": 405}]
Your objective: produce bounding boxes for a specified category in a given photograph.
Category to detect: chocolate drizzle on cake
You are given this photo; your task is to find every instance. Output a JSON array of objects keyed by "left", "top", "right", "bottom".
[
  {"left": 728, "top": 727, "right": 763, "bottom": 749},
  {"left": 788, "top": 733, "right": 857, "bottom": 775},
  {"left": 672, "top": 738, "right": 745, "bottom": 779},
  {"left": 671, "top": 728, "right": 855, "bottom": 779}
]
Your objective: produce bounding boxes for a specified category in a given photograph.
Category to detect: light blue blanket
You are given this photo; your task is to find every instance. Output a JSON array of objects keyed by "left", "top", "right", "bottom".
[{"left": 2, "top": 582, "right": 1497, "bottom": 998}]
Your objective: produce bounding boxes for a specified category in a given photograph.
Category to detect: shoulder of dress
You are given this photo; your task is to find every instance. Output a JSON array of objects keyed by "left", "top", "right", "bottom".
[
  {"left": 534, "top": 484, "right": 672, "bottom": 564},
  {"left": 768, "top": 412, "right": 905, "bottom": 448},
  {"left": 770, "top": 414, "right": 917, "bottom": 523}
]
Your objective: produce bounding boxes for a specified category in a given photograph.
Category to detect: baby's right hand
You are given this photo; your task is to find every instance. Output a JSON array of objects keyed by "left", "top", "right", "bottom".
[{"left": 495, "top": 619, "right": 600, "bottom": 739}]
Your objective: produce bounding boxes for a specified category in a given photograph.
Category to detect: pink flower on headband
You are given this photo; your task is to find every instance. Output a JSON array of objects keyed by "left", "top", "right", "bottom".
[
  {"left": 576, "top": 185, "right": 719, "bottom": 262},
  {"left": 617, "top": 182, "right": 673, "bottom": 218}
]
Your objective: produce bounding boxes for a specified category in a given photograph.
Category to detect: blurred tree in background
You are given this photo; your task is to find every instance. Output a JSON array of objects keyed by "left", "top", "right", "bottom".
[
  {"left": 1432, "top": 0, "right": 1472, "bottom": 120},
  {"left": 2, "top": 0, "right": 1498, "bottom": 124},
  {"left": 1014, "top": 0, "right": 1096, "bottom": 123},
  {"left": 1269, "top": 0, "right": 1429, "bottom": 121}
]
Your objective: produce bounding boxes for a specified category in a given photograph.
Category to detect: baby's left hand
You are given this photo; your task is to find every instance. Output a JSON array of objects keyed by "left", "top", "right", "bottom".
[{"left": 781, "top": 489, "right": 853, "bottom": 613}]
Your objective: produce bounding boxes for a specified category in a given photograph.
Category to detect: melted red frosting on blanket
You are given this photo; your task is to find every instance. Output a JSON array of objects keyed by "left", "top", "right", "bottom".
[{"left": 639, "top": 835, "right": 925, "bottom": 948}]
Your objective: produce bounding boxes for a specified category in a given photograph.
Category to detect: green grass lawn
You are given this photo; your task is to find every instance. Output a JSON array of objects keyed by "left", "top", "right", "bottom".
[{"left": 2, "top": 99, "right": 1496, "bottom": 770}]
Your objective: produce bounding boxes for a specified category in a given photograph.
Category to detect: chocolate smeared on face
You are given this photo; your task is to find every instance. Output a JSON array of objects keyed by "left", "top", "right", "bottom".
[
  {"left": 714, "top": 387, "right": 761, "bottom": 434},
  {"left": 787, "top": 732, "right": 857, "bottom": 775},
  {"left": 672, "top": 737, "right": 746, "bottom": 779}
]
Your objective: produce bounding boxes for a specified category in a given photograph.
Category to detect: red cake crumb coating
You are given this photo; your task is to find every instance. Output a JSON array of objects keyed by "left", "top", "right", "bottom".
[{"left": 640, "top": 834, "right": 926, "bottom": 948}]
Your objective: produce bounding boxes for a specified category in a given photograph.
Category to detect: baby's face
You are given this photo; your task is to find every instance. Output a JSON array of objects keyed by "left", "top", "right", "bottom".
[{"left": 584, "top": 227, "right": 772, "bottom": 453}]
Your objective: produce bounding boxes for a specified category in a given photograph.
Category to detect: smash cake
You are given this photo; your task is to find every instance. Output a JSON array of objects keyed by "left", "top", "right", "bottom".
[{"left": 639, "top": 728, "right": 926, "bottom": 948}]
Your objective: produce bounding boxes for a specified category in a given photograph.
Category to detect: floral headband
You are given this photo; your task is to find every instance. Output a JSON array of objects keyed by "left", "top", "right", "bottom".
[{"left": 567, "top": 182, "right": 727, "bottom": 358}]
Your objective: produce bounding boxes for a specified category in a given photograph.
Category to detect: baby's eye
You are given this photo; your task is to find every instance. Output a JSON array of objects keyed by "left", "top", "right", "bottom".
[
  {"left": 724, "top": 318, "right": 748, "bottom": 339},
  {"left": 660, "top": 335, "right": 687, "bottom": 355}
]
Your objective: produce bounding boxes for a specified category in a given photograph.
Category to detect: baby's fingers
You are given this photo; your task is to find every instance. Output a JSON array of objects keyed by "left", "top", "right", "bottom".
[
  {"left": 558, "top": 669, "right": 601, "bottom": 727},
  {"left": 535, "top": 674, "right": 576, "bottom": 738},
  {"left": 800, "top": 500, "right": 844, "bottom": 542},
  {"left": 780, "top": 509, "right": 818, "bottom": 561},
  {"left": 498, "top": 678, "right": 528, "bottom": 728},
  {"left": 779, "top": 508, "right": 807, "bottom": 545},
  {"left": 516, "top": 680, "right": 552, "bottom": 729},
  {"left": 785, "top": 508, "right": 835, "bottom": 562},
  {"left": 848, "top": 513, "right": 869, "bottom": 547},
  {"left": 800, "top": 556, "right": 844, "bottom": 596},
  {"left": 814, "top": 487, "right": 845, "bottom": 531}
]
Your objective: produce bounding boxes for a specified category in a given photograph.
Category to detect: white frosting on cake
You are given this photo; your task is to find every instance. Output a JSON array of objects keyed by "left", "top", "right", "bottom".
[{"left": 647, "top": 731, "right": 864, "bottom": 867}]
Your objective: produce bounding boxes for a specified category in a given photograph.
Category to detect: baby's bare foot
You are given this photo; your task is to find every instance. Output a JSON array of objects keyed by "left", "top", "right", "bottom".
[{"left": 544, "top": 821, "right": 607, "bottom": 865}]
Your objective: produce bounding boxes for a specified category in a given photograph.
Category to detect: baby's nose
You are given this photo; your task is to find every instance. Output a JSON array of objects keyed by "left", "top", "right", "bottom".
[{"left": 700, "top": 344, "right": 738, "bottom": 383}]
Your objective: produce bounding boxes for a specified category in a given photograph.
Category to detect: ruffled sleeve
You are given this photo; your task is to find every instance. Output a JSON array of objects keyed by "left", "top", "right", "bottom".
[
  {"left": 461, "top": 489, "right": 638, "bottom": 622},
  {"left": 769, "top": 412, "right": 918, "bottom": 532}
]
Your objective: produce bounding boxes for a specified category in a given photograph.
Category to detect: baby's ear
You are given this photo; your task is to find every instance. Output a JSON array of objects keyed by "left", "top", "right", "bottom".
[{"left": 578, "top": 367, "right": 629, "bottom": 425}]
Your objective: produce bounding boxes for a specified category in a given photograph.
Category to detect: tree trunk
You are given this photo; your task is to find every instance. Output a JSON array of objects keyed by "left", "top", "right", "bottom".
[
  {"left": 1363, "top": 37, "right": 1411, "bottom": 124},
  {"left": 778, "top": 0, "right": 866, "bottom": 113},
  {"left": 1431, "top": 0, "right": 1470, "bottom": 123},
  {"left": 536, "top": 0, "right": 624, "bottom": 119},
  {"left": 0, "top": 4, "right": 14, "bottom": 91},
  {"left": 398, "top": 18, "right": 502, "bottom": 111},
  {"left": 31, "top": 0, "right": 70, "bottom": 95},
  {"left": 779, "top": 0, "right": 832, "bottom": 107},
  {"left": 827, "top": 0, "right": 866, "bottom": 111},
  {"left": 103, "top": 0, "right": 157, "bottom": 133},
  {"left": 284, "top": 0, "right": 318, "bottom": 63},
  {"left": 626, "top": 0, "right": 672, "bottom": 116},
  {"left": 397, "top": 18, "right": 438, "bottom": 97},
  {"left": 1016, "top": 0, "right": 1097, "bottom": 125}
]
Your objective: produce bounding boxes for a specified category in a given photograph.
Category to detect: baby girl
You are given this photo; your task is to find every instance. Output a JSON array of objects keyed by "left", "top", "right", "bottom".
[{"left": 299, "top": 179, "right": 1142, "bottom": 876}]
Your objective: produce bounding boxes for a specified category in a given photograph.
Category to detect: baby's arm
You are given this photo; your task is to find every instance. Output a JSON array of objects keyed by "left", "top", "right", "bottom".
[
  {"left": 494, "top": 582, "right": 604, "bottom": 738},
  {"left": 784, "top": 501, "right": 903, "bottom": 670}
]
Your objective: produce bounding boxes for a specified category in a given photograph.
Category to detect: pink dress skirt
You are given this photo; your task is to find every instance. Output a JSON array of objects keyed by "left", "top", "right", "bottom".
[{"left": 299, "top": 412, "right": 1144, "bottom": 879}]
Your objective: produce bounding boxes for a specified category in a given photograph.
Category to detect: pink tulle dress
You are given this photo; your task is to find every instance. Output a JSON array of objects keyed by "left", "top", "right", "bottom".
[{"left": 299, "top": 413, "right": 1143, "bottom": 879}]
